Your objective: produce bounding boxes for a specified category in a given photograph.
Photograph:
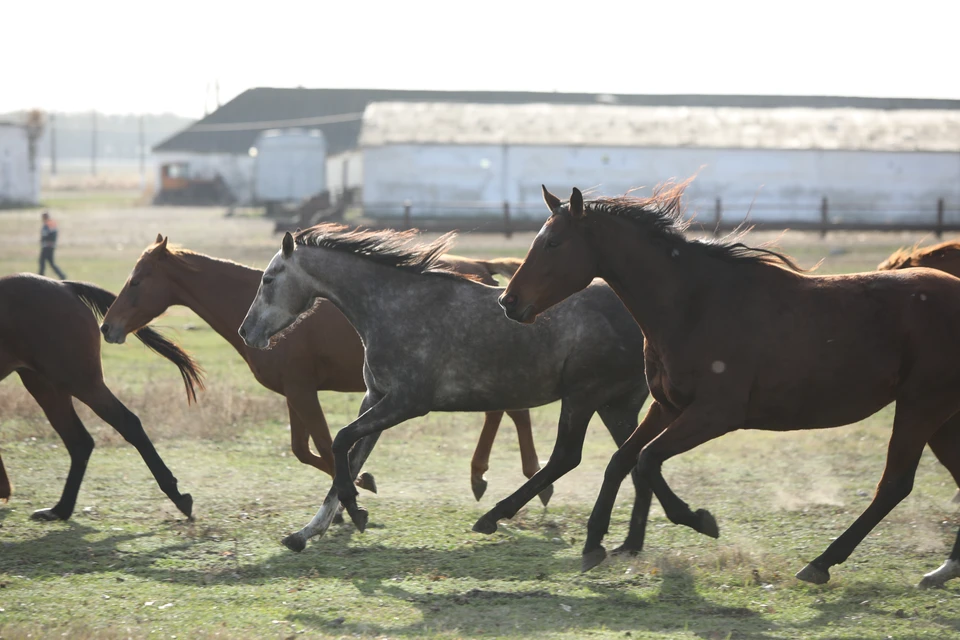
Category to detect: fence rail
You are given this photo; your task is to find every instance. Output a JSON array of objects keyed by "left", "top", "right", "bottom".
[{"left": 360, "top": 198, "right": 960, "bottom": 238}]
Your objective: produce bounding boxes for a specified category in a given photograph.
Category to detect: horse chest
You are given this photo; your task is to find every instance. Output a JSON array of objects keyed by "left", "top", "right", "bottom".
[{"left": 644, "top": 348, "right": 695, "bottom": 410}]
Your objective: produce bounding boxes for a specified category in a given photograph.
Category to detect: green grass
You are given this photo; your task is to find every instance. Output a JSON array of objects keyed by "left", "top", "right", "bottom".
[{"left": 3, "top": 203, "right": 960, "bottom": 638}]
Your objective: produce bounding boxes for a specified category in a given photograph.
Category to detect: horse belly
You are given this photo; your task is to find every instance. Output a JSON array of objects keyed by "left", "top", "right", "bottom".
[{"left": 431, "top": 374, "right": 558, "bottom": 412}]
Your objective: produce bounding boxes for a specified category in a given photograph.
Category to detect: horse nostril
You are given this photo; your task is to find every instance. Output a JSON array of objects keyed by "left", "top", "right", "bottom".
[
  {"left": 238, "top": 326, "right": 247, "bottom": 340},
  {"left": 100, "top": 323, "right": 110, "bottom": 338},
  {"left": 500, "top": 294, "right": 517, "bottom": 310}
]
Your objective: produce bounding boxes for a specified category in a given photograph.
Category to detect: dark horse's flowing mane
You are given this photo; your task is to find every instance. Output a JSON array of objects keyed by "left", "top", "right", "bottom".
[
  {"left": 579, "top": 181, "right": 806, "bottom": 273},
  {"left": 294, "top": 224, "right": 478, "bottom": 281}
]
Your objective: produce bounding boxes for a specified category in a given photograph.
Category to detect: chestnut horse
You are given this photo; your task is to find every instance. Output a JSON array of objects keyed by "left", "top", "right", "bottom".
[
  {"left": 500, "top": 183, "right": 960, "bottom": 588},
  {"left": 101, "top": 235, "right": 545, "bottom": 502},
  {"left": 0, "top": 274, "right": 202, "bottom": 520}
]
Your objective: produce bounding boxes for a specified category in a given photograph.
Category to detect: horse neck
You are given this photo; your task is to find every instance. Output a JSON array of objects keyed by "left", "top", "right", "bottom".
[
  {"left": 591, "top": 218, "right": 701, "bottom": 347},
  {"left": 292, "top": 247, "right": 436, "bottom": 342},
  {"left": 162, "top": 252, "right": 263, "bottom": 356}
]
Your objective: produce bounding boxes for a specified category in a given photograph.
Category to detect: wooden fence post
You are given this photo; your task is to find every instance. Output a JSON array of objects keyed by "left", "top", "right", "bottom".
[
  {"left": 403, "top": 200, "right": 412, "bottom": 230},
  {"left": 820, "top": 196, "right": 828, "bottom": 239},
  {"left": 714, "top": 197, "right": 722, "bottom": 237},
  {"left": 503, "top": 201, "right": 512, "bottom": 239},
  {"left": 937, "top": 198, "right": 945, "bottom": 239}
]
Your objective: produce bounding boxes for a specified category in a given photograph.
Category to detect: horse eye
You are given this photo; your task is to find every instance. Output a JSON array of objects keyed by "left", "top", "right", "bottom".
[
  {"left": 262, "top": 276, "right": 274, "bottom": 285},
  {"left": 130, "top": 280, "right": 140, "bottom": 287},
  {"left": 546, "top": 239, "right": 560, "bottom": 249}
]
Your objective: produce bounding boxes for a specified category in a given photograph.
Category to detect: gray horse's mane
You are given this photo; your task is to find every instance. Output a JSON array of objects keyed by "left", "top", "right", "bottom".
[{"left": 293, "top": 223, "right": 476, "bottom": 281}]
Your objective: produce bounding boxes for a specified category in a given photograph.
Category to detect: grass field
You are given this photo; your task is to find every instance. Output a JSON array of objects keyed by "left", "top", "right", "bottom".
[{"left": 3, "top": 197, "right": 960, "bottom": 639}]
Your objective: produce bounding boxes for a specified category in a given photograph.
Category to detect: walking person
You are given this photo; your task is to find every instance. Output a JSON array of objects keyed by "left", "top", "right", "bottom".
[{"left": 39, "top": 211, "right": 67, "bottom": 279}]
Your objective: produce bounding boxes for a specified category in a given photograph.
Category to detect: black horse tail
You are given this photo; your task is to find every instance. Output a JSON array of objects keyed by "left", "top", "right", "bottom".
[{"left": 63, "top": 280, "right": 205, "bottom": 404}]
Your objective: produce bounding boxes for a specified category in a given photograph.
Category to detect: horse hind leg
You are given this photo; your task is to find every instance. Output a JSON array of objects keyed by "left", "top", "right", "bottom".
[
  {"left": 74, "top": 381, "right": 193, "bottom": 519},
  {"left": 17, "top": 370, "right": 95, "bottom": 521},
  {"left": 919, "top": 413, "right": 960, "bottom": 588},
  {"left": 506, "top": 409, "right": 553, "bottom": 506},
  {"left": 595, "top": 385, "right": 656, "bottom": 557},
  {"left": 471, "top": 411, "right": 503, "bottom": 500},
  {"left": 796, "top": 400, "right": 948, "bottom": 585},
  {"left": 473, "top": 399, "right": 594, "bottom": 535}
]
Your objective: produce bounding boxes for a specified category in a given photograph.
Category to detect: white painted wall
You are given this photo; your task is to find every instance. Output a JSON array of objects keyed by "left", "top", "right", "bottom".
[
  {"left": 362, "top": 144, "right": 960, "bottom": 223},
  {"left": 0, "top": 125, "right": 39, "bottom": 205},
  {"left": 326, "top": 151, "right": 363, "bottom": 196},
  {"left": 153, "top": 151, "right": 256, "bottom": 205}
]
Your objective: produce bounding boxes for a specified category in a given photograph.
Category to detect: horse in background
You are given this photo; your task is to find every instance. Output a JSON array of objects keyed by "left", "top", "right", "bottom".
[{"left": 0, "top": 274, "right": 203, "bottom": 521}]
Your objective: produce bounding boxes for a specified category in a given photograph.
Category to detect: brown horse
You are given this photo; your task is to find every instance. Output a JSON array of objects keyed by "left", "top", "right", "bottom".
[
  {"left": 100, "top": 235, "right": 548, "bottom": 503},
  {"left": 878, "top": 239, "right": 960, "bottom": 274},
  {"left": 500, "top": 182, "right": 960, "bottom": 587},
  {"left": 0, "top": 274, "right": 203, "bottom": 520}
]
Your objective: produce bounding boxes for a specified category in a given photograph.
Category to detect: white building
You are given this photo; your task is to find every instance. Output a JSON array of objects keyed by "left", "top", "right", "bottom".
[
  {"left": 359, "top": 102, "right": 960, "bottom": 224},
  {"left": 0, "top": 122, "right": 39, "bottom": 206}
]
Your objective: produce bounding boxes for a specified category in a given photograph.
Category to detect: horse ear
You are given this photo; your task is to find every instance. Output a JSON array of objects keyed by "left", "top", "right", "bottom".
[
  {"left": 156, "top": 235, "right": 168, "bottom": 253},
  {"left": 542, "top": 185, "right": 562, "bottom": 214},
  {"left": 155, "top": 233, "right": 164, "bottom": 244},
  {"left": 295, "top": 227, "right": 302, "bottom": 234},
  {"left": 569, "top": 188, "right": 584, "bottom": 219},
  {"left": 282, "top": 231, "right": 294, "bottom": 259}
]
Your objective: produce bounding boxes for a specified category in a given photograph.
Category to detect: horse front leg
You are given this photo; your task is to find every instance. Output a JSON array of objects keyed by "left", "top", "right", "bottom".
[
  {"left": 331, "top": 393, "right": 424, "bottom": 531},
  {"left": 472, "top": 398, "right": 593, "bottom": 534}
]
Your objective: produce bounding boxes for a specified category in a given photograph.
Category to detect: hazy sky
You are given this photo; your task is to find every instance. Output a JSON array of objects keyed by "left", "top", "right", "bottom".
[{"left": 5, "top": 0, "right": 958, "bottom": 118}]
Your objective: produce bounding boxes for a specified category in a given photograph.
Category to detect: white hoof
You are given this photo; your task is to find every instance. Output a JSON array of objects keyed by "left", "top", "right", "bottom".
[{"left": 919, "top": 559, "right": 960, "bottom": 589}]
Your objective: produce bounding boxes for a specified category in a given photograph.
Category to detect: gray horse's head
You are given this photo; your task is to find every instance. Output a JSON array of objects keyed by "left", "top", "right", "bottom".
[{"left": 239, "top": 232, "right": 316, "bottom": 349}]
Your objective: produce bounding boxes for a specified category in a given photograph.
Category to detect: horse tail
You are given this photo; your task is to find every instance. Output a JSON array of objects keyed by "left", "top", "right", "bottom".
[
  {"left": 476, "top": 257, "right": 524, "bottom": 280},
  {"left": 63, "top": 281, "right": 205, "bottom": 404}
]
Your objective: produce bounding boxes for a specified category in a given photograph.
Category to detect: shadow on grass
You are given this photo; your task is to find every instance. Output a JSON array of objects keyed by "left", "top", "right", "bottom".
[{"left": 290, "top": 569, "right": 776, "bottom": 639}]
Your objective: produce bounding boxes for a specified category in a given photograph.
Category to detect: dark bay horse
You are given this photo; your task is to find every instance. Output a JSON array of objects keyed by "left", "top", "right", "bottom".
[
  {"left": 500, "top": 183, "right": 960, "bottom": 587},
  {"left": 238, "top": 224, "right": 650, "bottom": 553},
  {"left": 0, "top": 274, "right": 203, "bottom": 520},
  {"left": 100, "top": 235, "right": 544, "bottom": 502}
]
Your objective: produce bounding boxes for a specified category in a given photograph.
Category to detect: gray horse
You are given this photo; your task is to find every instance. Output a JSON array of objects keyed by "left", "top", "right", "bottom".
[{"left": 239, "top": 225, "right": 649, "bottom": 552}]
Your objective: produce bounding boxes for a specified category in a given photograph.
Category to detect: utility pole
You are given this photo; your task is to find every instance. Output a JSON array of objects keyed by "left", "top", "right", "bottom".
[
  {"left": 91, "top": 110, "right": 97, "bottom": 176},
  {"left": 215, "top": 79, "right": 220, "bottom": 109},
  {"left": 50, "top": 113, "right": 57, "bottom": 176},
  {"left": 138, "top": 114, "right": 146, "bottom": 190}
]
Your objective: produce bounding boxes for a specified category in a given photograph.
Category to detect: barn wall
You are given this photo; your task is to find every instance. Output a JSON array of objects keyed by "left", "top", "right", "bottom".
[
  {"left": 362, "top": 144, "right": 960, "bottom": 222},
  {"left": 0, "top": 125, "right": 39, "bottom": 205},
  {"left": 326, "top": 151, "right": 363, "bottom": 196},
  {"left": 153, "top": 151, "right": 256, "bottom": 205}
]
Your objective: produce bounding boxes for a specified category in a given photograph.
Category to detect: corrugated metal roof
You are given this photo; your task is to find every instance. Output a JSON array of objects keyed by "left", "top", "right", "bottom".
[
  {"left": 153, "top": 87, "right": 960, "bottom": 155},
  {"left": 360, "top": 102, "right": 960, "bottom": 152}
]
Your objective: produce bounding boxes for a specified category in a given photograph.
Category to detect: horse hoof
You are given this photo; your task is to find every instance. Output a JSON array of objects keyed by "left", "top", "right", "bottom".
[
  {"left": 581, "top": 546, "right": 608, "bottom": 572},
  {"left": 918, "top": 575, "right": 945, "bottom": 590},
  {"left": 472, "top": 515, "right": 498, "bottom": 535},
  {"left": 612, "top": 542, "right": 643, "bottom": 556},
  {"left": 347, "top": 506, "right": 368, "bottom": 532},
  {"left": 472, "top": 477, "right": 488, "bottom": 501},
  {"left": 30, "top": 508, "right": 64, "bottom": 522},
  {"left": 696, "top": 509, "right": 719, "bottom": 538},
  {"left": 357, "top": 472, "right": 377, "bottom": 494},
  {"left": 333, "top": 511, "right": 345, "bottom": 525},
  {"left": 538, "top": 484, "right": 555, "bottom": 507},
  {"left": 918, "top": 560, "right": 960, "bottom": 589},
  {"left": 281, "top": 533, "right": 307, "bottom": 553},
  {"left": 176, "top": 493, "right": 194, "bottom": 519},
  {"left": 796, "top": 562, "right": 830, "bottom": 585}
]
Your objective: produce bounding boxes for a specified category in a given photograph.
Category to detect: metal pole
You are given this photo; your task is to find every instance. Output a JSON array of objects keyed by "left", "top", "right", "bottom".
[
  {"left": 503, "top": 201, "right": 512, "bottom": 239},
  {"left": 91, "top": 110, "right": 97, "bottom": 176},
  {"left": 50, "top": 113, "right": 57, "bottom": 176},
  {"left": 820, "top": 196, "right": 828, "bottom": 238},
  {"left": 714, "top": 197, "right": 722, "bottom": 237},
  {"left": 139, "top": 114, "right": 146, "bottom": 190},
  {"left": 403, "top": 200, "right": 411, "bottom": 230},
  {"left": 937, "top": 198, "right": 945, "bottom": 238}
]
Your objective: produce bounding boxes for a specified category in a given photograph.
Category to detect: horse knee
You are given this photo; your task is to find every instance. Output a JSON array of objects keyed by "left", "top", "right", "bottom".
[{"left": 878, "top": 473, "right": 915, "bottom": 503}]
